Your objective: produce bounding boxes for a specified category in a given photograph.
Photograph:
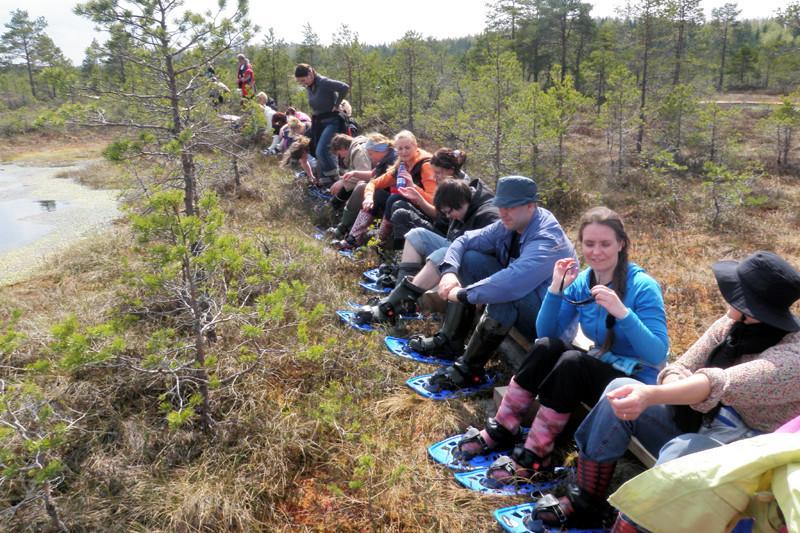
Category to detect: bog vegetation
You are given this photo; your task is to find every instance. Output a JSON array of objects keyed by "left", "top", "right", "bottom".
[{"left": 1, "top": 0, "right": 799, "bottom": 530}]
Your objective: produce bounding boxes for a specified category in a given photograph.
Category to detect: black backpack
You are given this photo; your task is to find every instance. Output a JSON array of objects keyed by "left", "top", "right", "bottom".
[{"left": 346, "top": 116, "right": 360, "bottom": 137}]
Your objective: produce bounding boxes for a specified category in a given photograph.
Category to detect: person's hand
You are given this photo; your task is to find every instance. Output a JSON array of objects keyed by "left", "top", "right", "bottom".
[
  {"left": 329, "top": 179, "right": 344, "bottom": 196},
  {"left": 397, "top": 167, "right": 412, "bottom": 183},
  {"left": 591, "top": 285, "right": 628, "bottom": 319},
  {"left": 397, "top": 186, "right": 423, "bottom": 204},
  {"left": 446, "top": 286, "right": 462, "bottom": 303},
  {"left": 550, "top": 258, "right": 579, "bottom": 293},
  {"left": 362, "top": 199, "right": 374, "bottom": 212},
  {"left": 437, "top": 273, "right": 461, "bottom": 301},
  {"left": 606, "top": 383, "right": 652, "bottom": 421}
]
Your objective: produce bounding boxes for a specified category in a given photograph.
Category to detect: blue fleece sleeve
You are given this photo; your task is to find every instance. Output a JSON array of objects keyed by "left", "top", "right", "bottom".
[
  {"left": 536, "top": 289, "right": 579, "bottom": 340},
  {"left": 464, "top": 234, "right": 571, "bottom": 304},
  {"left": 616, "top": 276, "right": 669, "bottom": 365}
]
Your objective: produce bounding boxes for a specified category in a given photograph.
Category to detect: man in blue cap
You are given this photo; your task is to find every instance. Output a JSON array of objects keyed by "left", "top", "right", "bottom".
[{"left": 417, "top": 175, "right": 576, "bottom": 392}]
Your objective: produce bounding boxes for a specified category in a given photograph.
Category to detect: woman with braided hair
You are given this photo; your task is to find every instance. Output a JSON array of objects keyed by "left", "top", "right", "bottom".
[{"left": 455, "top": 207, "right": 669, "bottom": 485}]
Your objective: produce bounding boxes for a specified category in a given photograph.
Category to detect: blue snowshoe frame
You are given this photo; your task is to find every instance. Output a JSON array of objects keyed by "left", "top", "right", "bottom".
[
  {"left": 427, "top": 428, "right": 530, "bottom": 471},
  {"left": 405, "top": 373, "right": 495, "bottom": 400},
  {"left": 454, "top": 466, "right": 570, "bottom": 496},
  {"left": 384, "top": 336, "right": 456, "bottom": 366}
]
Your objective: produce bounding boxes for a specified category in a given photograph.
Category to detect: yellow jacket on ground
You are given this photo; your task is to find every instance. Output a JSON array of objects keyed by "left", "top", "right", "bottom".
[{"left": 608, "top": 433, "right": 800, "bottom": 532}]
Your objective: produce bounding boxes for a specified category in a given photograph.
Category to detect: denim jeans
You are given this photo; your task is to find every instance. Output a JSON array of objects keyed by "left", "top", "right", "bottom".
[
  {"left": 405, "top": 228, "right": 450, "bottom": 261},
  {"left": 316, "top": 118, "right": 340, "bottom": 178},
  {"left": 458, "top": 250, "right": 543, "bottom": 341},
  {"left": 575, "top": 377, "right": 728, "bottom": 465}
]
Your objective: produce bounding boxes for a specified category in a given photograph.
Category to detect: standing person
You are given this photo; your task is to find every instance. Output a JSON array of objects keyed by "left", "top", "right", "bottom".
[
  {"left": 528, "top": 250, "right": 800, "bottom": 532},
  {"left": 456, "top": 207, "right": 669, "bottom": 483},
  {"left": 419, "top": 176, "right": 576, "bottom": 392},
  {"left": 236, "top": 54, "right": 255, "bottom": 99},
  {"left": 294, "top": 63, "right": 349, "bottom": 187}
]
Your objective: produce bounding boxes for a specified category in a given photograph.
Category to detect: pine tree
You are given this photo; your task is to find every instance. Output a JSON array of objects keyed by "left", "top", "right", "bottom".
[{"left": 0, "top": 9, "right": 49, "bottom": 98}]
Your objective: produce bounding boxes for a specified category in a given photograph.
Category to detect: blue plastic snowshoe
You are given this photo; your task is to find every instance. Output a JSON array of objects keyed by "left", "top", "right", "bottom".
[
  {"left": 405, "top": 372, "right": 495, "bottom": 400},
  {"left": 454, "top": 466, "right": 571, "bottom": 496},
  {"left": 384, "top": 336, "right": 457, "bottom": 366},
  {"left": 493, "top": 502, "right": 606, "bottom": 533},
  {"left": 427, "top": 427, "right": 530, "bottom": 471}
]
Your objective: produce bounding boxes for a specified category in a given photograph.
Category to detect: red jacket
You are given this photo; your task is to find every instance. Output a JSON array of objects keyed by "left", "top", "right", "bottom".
[{"left": 238, "top": 63, "right": 255, "bottom": 97}]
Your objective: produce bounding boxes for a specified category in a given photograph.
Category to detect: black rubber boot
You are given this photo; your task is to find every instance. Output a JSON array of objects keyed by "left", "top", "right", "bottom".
[
  {"left": 426, "top": 314, "right": 511, "bottom": 392},
  {"left": 524, "top": 456, "right": 617, "bottom": 531},
  {"left": 407, "top": 301, "right": 471, "bottom": 358},
  {"left": 330, "top": 188, "right": 351, "bottom": 210},
  {"left": 394, "top": 262, "right": 421, "bottom": 288},
  {"left": 354, "top": 277, "right": 425, "bottom": 325}
]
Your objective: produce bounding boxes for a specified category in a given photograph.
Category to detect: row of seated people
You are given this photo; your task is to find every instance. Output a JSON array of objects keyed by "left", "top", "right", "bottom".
[{"left": 285, "top": 123, "right": 800, "bottom": 531}]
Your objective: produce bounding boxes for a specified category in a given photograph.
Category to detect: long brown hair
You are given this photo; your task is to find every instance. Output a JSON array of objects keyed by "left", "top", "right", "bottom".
[{"left": 577, "top": 206, "right": 630, "bottom": 354}]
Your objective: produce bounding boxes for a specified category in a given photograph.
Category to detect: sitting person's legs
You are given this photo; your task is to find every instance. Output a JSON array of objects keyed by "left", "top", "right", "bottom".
[
  {"left": 390, "top": 200, "right": 436, "bottom": 250},
  {"left": 486, "top": 350, "right": 626, "bottom": 481},
  {"left": 426, "top": 252, "right": 544, "bottom": 391},
  {"left": 330, "top": 182, "right": 366, "bottom": 238},
  {"left": 458, "top": 337, "right": 568, "bottom": 458},
  {"left": 528, "top": 378, "right": 683, "bottom": 529}
]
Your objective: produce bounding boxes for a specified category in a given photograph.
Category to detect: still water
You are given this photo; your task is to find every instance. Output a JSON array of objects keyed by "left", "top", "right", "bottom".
[
  {"left": 0, "top": 196, "right": 66, "bottom": 252},
  {"left": 0, "top": 163, "right": 119, "bottom": 285}
]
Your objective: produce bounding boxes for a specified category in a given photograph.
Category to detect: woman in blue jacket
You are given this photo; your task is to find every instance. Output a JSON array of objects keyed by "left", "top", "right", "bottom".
[{"left": 457, "top": 206, "right": 669, "bottom": 483}]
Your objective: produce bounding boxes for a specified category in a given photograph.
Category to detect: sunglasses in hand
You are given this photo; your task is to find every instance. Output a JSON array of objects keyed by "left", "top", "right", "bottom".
[{"left": 559, "top": 269, "right": 609, "bottom": 306}]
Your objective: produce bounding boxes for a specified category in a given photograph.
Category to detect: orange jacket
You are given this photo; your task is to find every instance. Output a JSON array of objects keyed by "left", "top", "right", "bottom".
[{"left": 364, "top": 149, "right": 435, "bottom": 205}]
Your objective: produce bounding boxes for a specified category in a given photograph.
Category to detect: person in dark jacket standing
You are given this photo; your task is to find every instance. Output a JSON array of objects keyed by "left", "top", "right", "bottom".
[
  {"left": 354, "top": 177, "right": 499, "bottom": 325},
  {"left": 295, "top": 63, "right": 350, "bottom": 187}
]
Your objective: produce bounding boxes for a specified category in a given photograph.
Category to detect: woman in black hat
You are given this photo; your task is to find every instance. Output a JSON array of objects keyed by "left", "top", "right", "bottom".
[{"left": 526, "top": 250, "right": 800, "bottom": 532}]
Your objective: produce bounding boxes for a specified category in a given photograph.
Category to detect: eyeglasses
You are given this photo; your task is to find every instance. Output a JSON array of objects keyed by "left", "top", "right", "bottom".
[{"left": 559, "top": 269, "right": 609, "bottom": 306}]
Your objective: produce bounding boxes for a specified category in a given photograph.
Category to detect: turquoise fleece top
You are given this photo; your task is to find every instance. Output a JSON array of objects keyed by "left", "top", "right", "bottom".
[{"left": 536, "top": 263, "right": 669, "bottom": 383}]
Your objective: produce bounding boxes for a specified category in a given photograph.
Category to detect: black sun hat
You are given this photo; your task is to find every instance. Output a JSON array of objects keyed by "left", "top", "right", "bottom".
[{"left": 712, "top": 251, "right": 800, "bottom": 332}]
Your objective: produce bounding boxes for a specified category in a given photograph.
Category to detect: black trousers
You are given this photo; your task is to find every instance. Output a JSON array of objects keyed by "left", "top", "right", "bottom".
[
  {"left": 390, "top": 199, "right": 438, "bottom": 247},
  {"left": 515, "top": 337, "right": 625, "bottom": 414}
]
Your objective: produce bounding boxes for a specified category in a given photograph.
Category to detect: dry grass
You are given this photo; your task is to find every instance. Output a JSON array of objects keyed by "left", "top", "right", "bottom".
[
  {"left": 1, "top": 120, "right": 800, "bottom": 532},
  {"left": 0, "top": 129, "right": 112, "bottom": 165}
]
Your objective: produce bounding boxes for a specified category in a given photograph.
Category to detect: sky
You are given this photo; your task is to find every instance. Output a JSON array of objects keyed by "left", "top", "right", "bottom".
[{"left": 0, "top": 0, "right": 790, "bottom": 65}]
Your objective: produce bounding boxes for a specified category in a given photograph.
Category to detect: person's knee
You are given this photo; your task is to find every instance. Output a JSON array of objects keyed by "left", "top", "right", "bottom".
[
  {"left": 603, "top": 377, "right": 641, "bottom": 395},
  {"left": 485, "top": 302, "right": 515, "bottom": 328},
  {"left": 530, "top": 337, "right": 566, "bottom": 355},
  {"left": 657, "top": 433, "right": 719, "bottom": 465},
  {"left": 551, "top": 350, "right": 586, "bottom": 372},
  {"left": 391, "top": 208, "right": 412, "bottom": 227},
  {"left": 459, "top": 250, "right": 492, "bottom": 279}
]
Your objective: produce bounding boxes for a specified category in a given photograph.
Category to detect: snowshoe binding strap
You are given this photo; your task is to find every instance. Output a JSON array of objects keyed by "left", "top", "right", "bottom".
[
  {"left": 485, "top": 417, "right": 520, "bottom": 447},
  {"left": 455, "top": 426, "right": 490, "bottom": 459},
  {"left": 526, "top": 493, "right": 568, "bottom": 530}
]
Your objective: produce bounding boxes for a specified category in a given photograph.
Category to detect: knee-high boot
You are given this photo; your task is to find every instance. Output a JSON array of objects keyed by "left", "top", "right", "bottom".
[
  {"left": 526, "top": 455, "right": 617, "bottom": 530},
  {"left": 426, "top": 313, "right": 510, "bottom": 392},
  {"left": 457, "top": 377, "right": 534, "bottom": 458}
]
